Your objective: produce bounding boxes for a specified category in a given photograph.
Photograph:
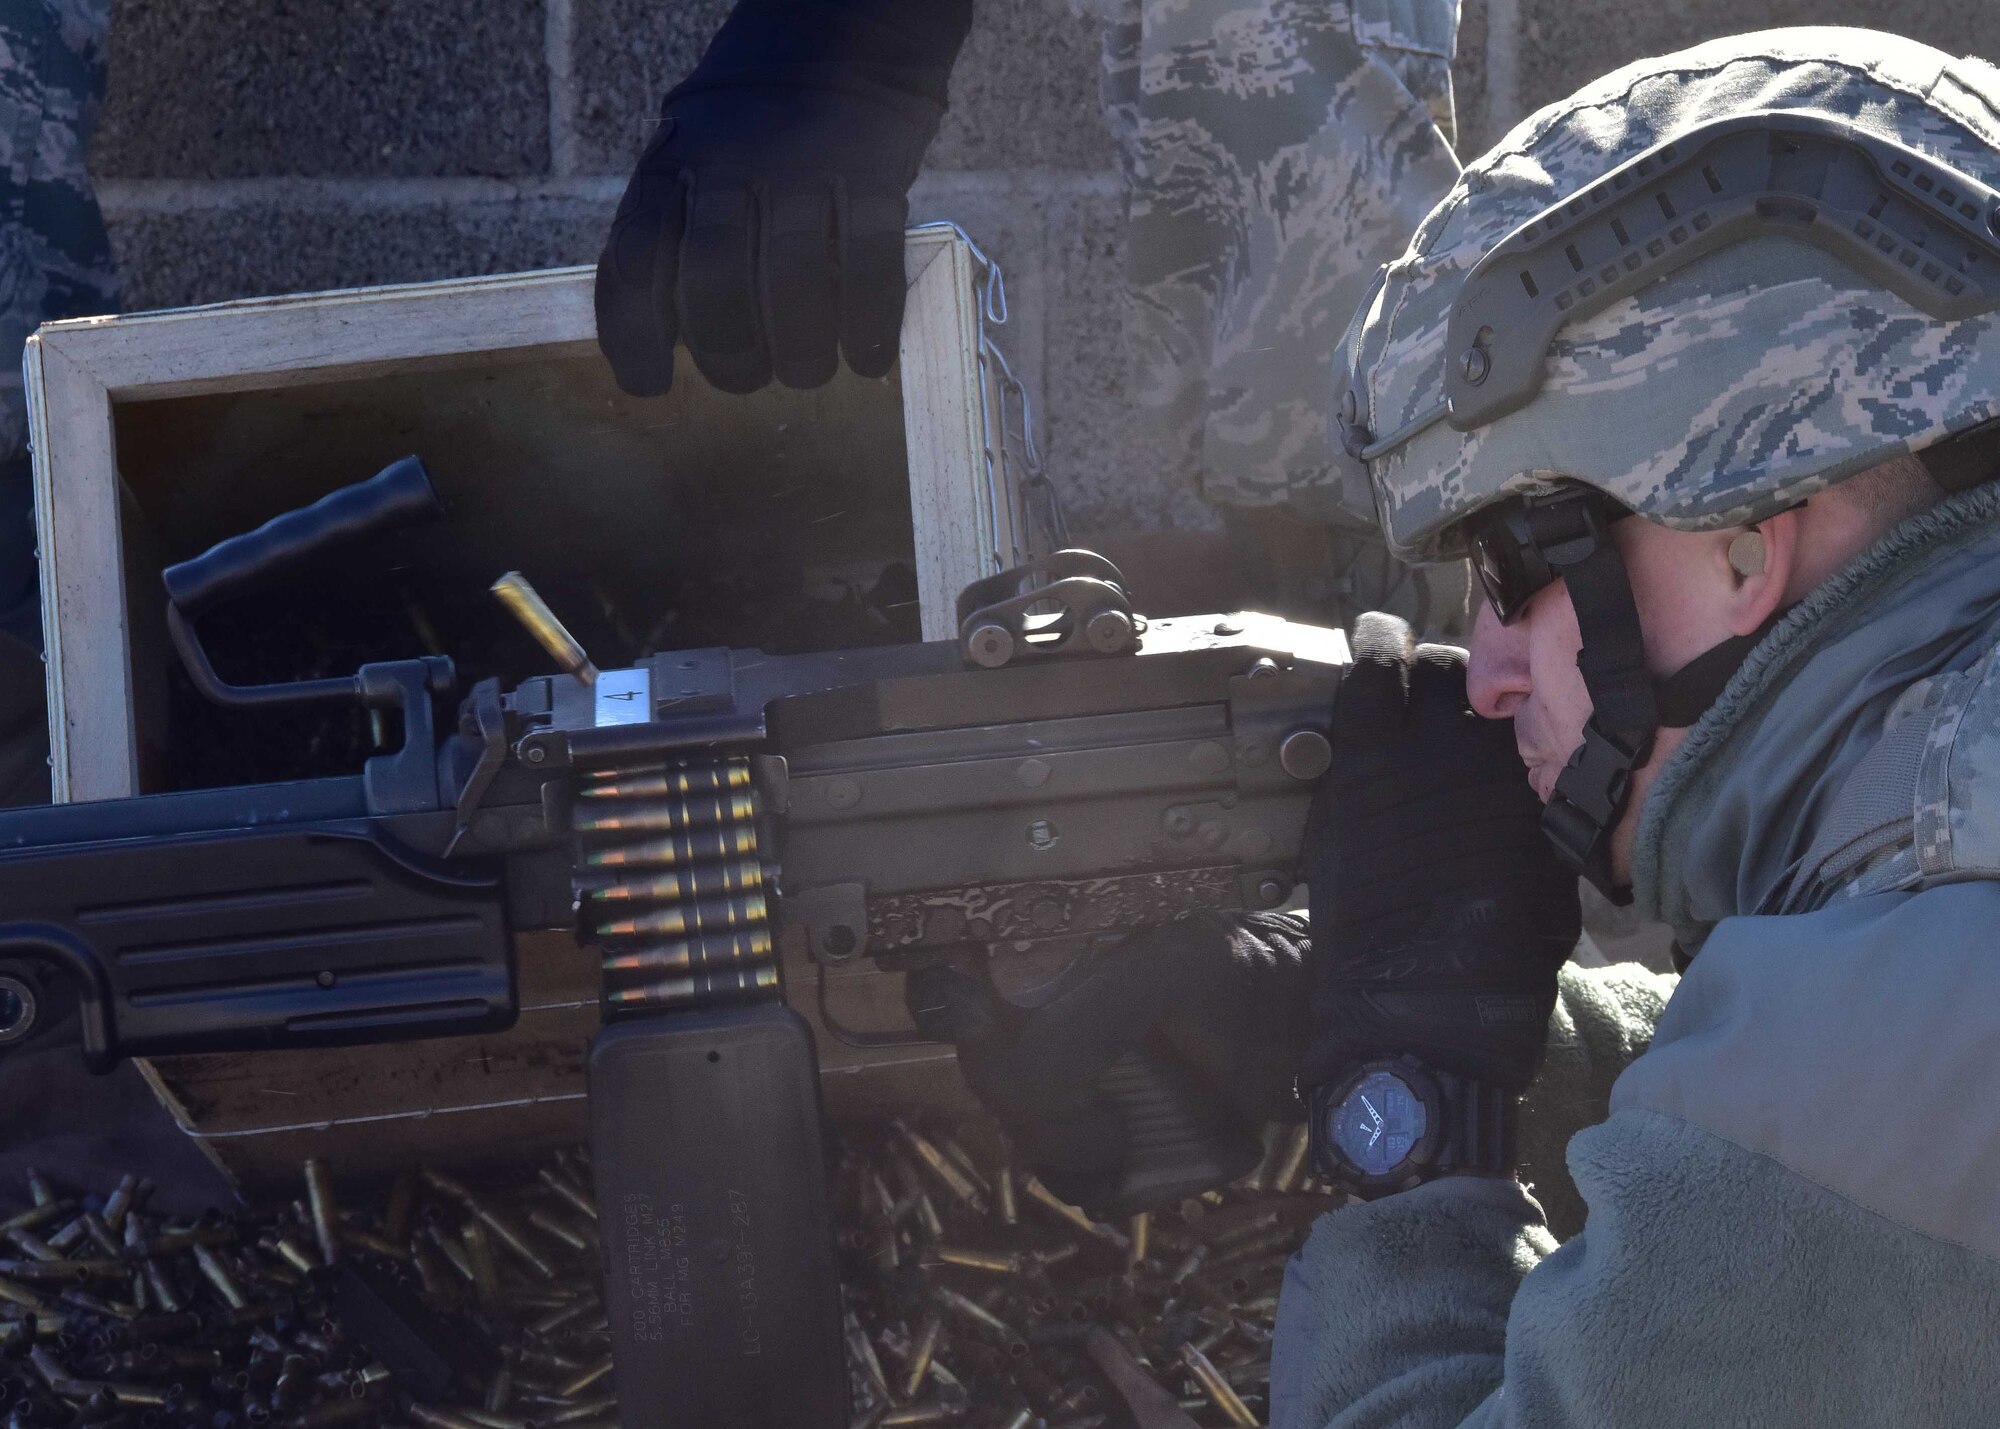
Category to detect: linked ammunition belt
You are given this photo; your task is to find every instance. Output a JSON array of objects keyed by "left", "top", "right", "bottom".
[{"left": 570, "top": 755, "right": 780, "bottom": 1018}]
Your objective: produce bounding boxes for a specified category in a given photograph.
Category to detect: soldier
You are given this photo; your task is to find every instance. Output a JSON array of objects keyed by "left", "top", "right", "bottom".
[
  {"left": 933, "top": 24, "right": 2000, "bottom": 1424},
  {"left": 595, "top": 0, "right": 1467, "bottom": 631},
  {"left": 0, "top": 0, "right": 117, "bottom": 807},
  {"left": 1278, "top": 26, "right": 2000, "bottom": 1423}
]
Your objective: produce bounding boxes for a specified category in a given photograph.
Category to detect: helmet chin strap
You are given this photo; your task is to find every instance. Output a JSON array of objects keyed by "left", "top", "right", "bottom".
[
  {"left": 1534, "top": 513, "right": 1657, "bottom": 904},
  {"left": 1530, "top": 501, "right": 1788, "bottom": 903}
]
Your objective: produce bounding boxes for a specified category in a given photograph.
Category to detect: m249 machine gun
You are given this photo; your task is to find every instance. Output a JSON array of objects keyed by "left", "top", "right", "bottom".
[{"left": 0, "top": 458, "right": 1348, "bottom": 1428}]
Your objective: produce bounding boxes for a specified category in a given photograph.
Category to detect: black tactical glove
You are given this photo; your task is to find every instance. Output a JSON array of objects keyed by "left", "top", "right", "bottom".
[
  {"left": 1299, "top": 613, "right": 1580, "bottom": 1096},
  {"left": 907, "top": 911, "right": 1311, "bottom": 1217},
  {"left": 595, "top": 0, "right": 974, "bottom": 397}
]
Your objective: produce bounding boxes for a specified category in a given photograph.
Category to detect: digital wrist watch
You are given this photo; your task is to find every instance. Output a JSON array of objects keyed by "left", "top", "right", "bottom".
[{"left": 1306, "top": 1055, "right": 1516, "bottom": 1199}]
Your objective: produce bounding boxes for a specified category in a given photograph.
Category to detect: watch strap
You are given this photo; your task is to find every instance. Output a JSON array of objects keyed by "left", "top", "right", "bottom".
[{"left": 1431, "top": 1067, "right": 1518, "bottom": 1176}]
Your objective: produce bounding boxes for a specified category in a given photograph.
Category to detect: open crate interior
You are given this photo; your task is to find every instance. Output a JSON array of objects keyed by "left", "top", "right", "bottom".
[{"left": 112, "top": 353, "right": 922, "bottom": 794}]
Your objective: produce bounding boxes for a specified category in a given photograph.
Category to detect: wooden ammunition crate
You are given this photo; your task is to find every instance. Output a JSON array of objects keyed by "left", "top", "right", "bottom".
[{"left": 25, "top": 229, "right": 1014, "bottom": 1186}]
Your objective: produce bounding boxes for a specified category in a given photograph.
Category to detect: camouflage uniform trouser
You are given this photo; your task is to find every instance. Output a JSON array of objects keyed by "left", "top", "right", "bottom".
[
  {"left": 1077, "top": 0, "right": 1467, "bottom": 634},
  {"left": 0, "top": 0, "right": 117, "bottom": 806}
]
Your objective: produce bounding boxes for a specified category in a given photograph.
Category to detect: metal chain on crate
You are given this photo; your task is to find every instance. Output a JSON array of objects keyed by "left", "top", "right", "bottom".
[{"left": 910, "top": 222, "right": 1071, "bottom": 569}]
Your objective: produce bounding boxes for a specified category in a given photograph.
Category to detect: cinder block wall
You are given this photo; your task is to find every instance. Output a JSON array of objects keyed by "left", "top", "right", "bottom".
[{"left": 90, "top": 0, "right": 1994, "bottom": 542}]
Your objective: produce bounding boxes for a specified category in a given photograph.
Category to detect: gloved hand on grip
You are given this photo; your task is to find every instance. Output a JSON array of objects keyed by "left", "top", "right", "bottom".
[
  {"left": 1299, "top": 612, "right": 1581, "bottom": 1096},
  {"left": 906, "top": 911, "right": 1311, "bottom": 1217},
  {"left": 595, "top": 0, "right": 974, "bottom": 397}
]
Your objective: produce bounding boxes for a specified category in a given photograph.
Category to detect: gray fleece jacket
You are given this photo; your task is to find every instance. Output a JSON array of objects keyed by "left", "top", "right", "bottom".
[{"left": 1270, "top": 482, "right": 2000, "bottom": 1427}]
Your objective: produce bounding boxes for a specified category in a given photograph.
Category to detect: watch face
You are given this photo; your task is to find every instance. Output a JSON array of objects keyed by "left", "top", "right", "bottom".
[{"left": 1327, "top": 1069, "right": 1427, "bottom": 1177}]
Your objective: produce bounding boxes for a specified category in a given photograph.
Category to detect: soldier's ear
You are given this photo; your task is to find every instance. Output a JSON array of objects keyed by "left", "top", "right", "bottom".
[{"left": 1723, "top": 512, "right": 1795, "bottom": 637}]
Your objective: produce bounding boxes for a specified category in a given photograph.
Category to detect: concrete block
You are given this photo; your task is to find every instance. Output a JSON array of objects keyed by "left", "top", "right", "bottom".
[
  {"left": 925, "top": 0, "right": 1113, "bottom": 172},
  {"left": 565, "top": 0, "right": 1110, "bottom": 179},
  {"left": 568, "top": 0, "right": 734, "bottom": 176},
  {"left": 93, "top": 0, "right": 550, "bottom": 179},
  {"left": 1043, "top": 187, "right": 1218, "bottom": 542},
  {"left": 1514, "top": 0, "right": 1996, "bottom": 129},
  {"left": 104, "top": 195, "right": 615, "bottom": 312}
]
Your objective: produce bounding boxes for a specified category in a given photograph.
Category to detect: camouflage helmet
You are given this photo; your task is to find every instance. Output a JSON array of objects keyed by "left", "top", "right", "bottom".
[{"left": 1333, "top": 27, "right": 2000, "bottom": 563}]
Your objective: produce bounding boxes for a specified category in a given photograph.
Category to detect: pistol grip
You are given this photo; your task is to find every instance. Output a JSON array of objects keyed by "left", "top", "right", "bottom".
[{"left": 1092, "top": 1048, "right": 1262, "bottom": 1216}]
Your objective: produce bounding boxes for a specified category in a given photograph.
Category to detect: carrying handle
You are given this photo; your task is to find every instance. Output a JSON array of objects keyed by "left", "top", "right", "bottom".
[
  {"left": 161, "top": 456, "right": 453, "bottom": 712},
  {"left": 163, "top": 455, "right": 441, "bottom": 617}
]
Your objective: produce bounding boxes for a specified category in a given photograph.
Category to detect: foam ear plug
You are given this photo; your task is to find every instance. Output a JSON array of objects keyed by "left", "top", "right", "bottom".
[{"left": 1727, "top": 529, "right": 1766, "bottom": 577}]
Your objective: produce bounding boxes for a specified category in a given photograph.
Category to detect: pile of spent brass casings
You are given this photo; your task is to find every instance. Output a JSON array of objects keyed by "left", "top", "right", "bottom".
[
  {"left": 835, "top": 1116, "right": 1331, "bottom": 1429},
  {"left": 0, "top": 1119, "right": 1325, "bottom": 1429},
  {"left": 0, "top": 1150, "right": 611, "bottom": 1429}
]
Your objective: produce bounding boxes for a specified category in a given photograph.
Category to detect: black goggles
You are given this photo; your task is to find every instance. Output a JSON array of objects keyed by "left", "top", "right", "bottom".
[{"left": 1466, "top": 487, "right": 1628, "bottom": 625}]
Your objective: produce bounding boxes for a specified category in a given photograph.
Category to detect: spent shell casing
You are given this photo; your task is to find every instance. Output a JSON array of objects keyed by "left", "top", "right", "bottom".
[
  {"left": 1179, "top": 1342, "right": 1258, "bottom": 1428},
  {"left": 1020, "top": 1178, "right": 1127, "bottom": 1249},
  {"left": 302, "top": 1160, "right": 340, "bottom": 1268},
  {"left": 937, "top": 1138, "right": 993, "bottom": 1201},
  {"left": 25, "top": 1168, "right": 53, "bottom": 1207},
  {"left": 845, "top": 1312, "right": 892, "bottom": 1400},
  {"left": 541, "top": 1398, "right": 619, "bottom": 1426},
  {"left": 536, "top": 1168, "right": 598, "bottom": 1222},
  {"left": 44, "top": 1215, "right": 87, "bottom": 1252},
  {"left": 1211, "top": 1223, "right": 1301, "bottom": 1269},
  {"left": 58, "top": 1287, "right": 136, "bottom": 1321},
  {"left": 491, "top": 573, "right": 598, "bottom": 686},
  {"left": 191, "top": 1244, "right": 246, "bottom": 1309},
  {"left": 471, "top": 1206, "right": 556, "bottom": 1281},
  {"left": 1170, "top": 1245, "right": 1209, "bottom": 1286},
  {"left": 460, "top": 1222, "right": 501, "bottom": 1307},
  {"left": 1126, "top": 1212, "right": 1150, "bottom": 1275},
  {"left": 599, "top": 928, "right": 773, "bottom": 976},
  {"left": 425, "top": 1222, "right": 476, "bottom": 1282},
  {"left": 998, "top": 1411, "right": 1035, "bottom": 1429},
  {"left": 602, "top": 963, "right": 778, "bottom": 1009},
  {"left": 582, "top": 823, "right": 759, "bottom": 869},
  {"left": 901, "top": 1313, "right": 944, "bottom": 1400},
  {"left": 892, "top": 1122, "right": 987, "bottom": 1215},
  {"left": 269, "top": 1234, "right": 318, "bottom": 1277},
  {"left": 557, "top": 1355, "right": 614, "bottom": 1398},
  {"left": 994, "top": 1139, "right": 1019, "bottom": 1229},
  {"left": 570, "top": 790, "right": 756, "bottom": 835},
  {"left": 408, "top": 1406, "right": 493, "bottom": 1429},
  {"left": 382, "top": 1170, "right": 419, "bottom": 1246},
  {"left": 0, "top": 1199, "right": 69, "bottom": 1234},
  {"left": 880, "top": 1403, "right": 958, "bottom": 1426},
  {"left": 455, "top": 1411, "right": 531, "bottom": 1429},
  {"left": 933, "top": 1287, "right": 1015, "bottom": 1341},
  {"left": 340, "top": 1226, "right": 412, "bottom": 1262},
  {"left": 912, "top": 1191, "right": 945, "bottom": 1241},
  {"left": 0, "top": 1256, "right": 122, "bottom": 1282},
  {"left": 526, "top": 1296, "right": 596, "bottom": 1338},
  {"left": 5, "top": 1228, "right": 59, "bottom": 1262},
  {"left": 80, "top": 1212, "right": 122, "bottom": 1261},
  {"left": 100, "top": 1175, "right": 138, "bottom": 1233},
  {"left": 523, "top": 1210, "right": 590, "bottom": 1254},
  {"left": 410, "top": 1241, "right": 454, "bottom": 1299},
  {"left": 928, "top": 1246, "right": 1020, "bottom": 1276},
  {"left": 595, "top": 890, "right": 769, "bottom": 940},
  {"left": 291, "top": 1401, "right": 376, "bottom": 1429}
]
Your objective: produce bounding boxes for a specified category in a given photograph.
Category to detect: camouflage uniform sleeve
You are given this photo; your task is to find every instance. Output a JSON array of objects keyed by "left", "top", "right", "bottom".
[
  {"left": 1516, "top": 960, "right": 1677, "bottom": 1240},
  {"left": 0, "top": 0, "right": 117, "bottom": 468},
  {"left": 0, "top": 0, "right": 118, "bottom": 803},
  {"left": 1077, "top": 0, "right": 1467, "bottom": 631}
]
